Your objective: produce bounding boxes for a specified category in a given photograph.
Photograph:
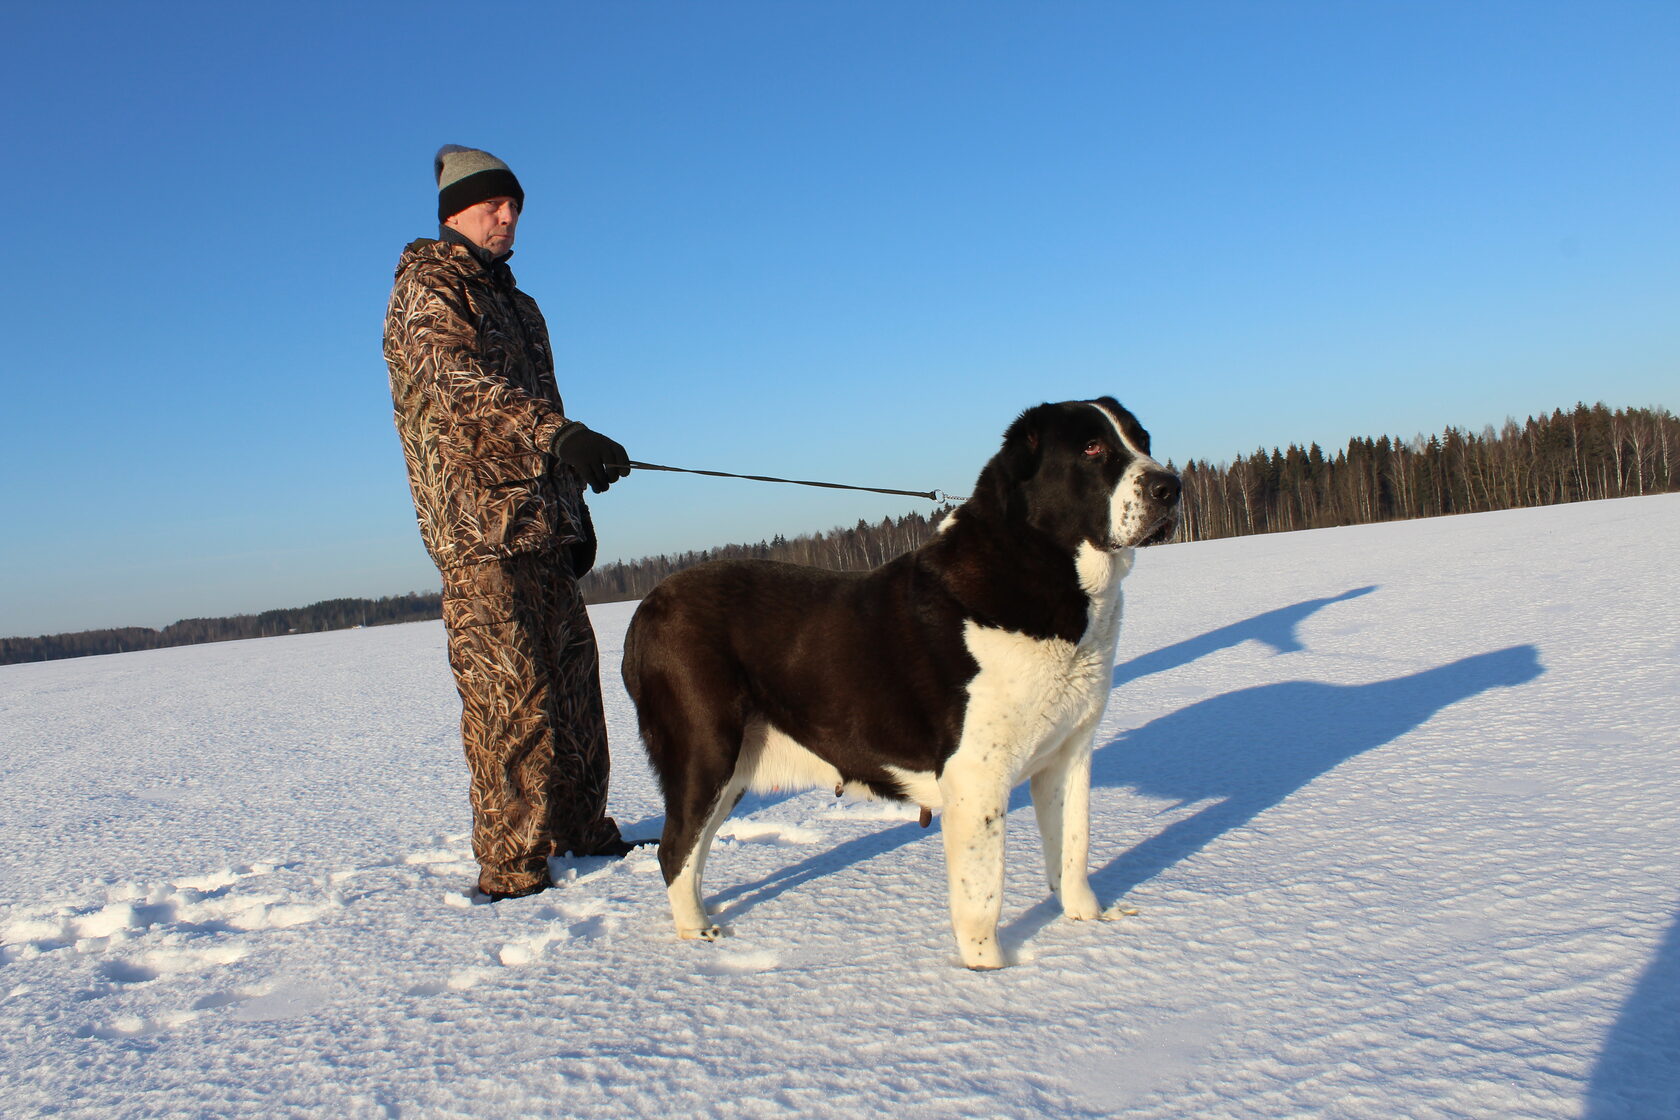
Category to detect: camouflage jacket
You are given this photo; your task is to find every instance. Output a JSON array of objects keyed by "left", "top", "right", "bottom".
[{"left": 384, "top": 238, "right": 594, "bottom": 572}]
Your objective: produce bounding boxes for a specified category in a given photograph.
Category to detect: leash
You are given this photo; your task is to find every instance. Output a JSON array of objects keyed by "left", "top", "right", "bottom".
[{"left": 626, "top": 461, "right": 963, "bottom": 504}]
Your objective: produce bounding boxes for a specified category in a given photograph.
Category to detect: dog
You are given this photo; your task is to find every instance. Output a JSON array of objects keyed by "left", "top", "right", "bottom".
[{"left": 621, "top": 398, "right": 1180, "bottom": 968}]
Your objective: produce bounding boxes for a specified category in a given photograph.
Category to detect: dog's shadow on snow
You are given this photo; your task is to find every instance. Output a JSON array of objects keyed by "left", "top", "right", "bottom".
[
  {"left": 1112, "top": 584, "right": 1377, "bottom": 689},
  {"left": 1083, "top": 641, "right": 1544, "bottom": 905},
  {"left": 1001, "top": 629, "right": 1544, "bottom": 951},
  {"left": 675, "top": 589, "right": 1544, "bottom": 957},
  {"left": 699, "top": 817, "right": 936, "bottom": 933}
]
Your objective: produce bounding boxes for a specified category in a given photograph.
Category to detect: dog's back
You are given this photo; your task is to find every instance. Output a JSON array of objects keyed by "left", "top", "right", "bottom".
[{"left": 623, "top": 555, "right": 968, "bottom": 808}]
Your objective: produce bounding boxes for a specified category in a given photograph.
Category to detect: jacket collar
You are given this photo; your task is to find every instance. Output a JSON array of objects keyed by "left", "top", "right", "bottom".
[
  {"left": 396, "top": 231, "right": 516, "bottom": 286},
  {"left": 438, "top": 225, "right": 513, "bottom": 270}
]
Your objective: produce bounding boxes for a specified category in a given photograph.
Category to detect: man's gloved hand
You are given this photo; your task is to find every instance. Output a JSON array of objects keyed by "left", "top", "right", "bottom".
[{"left": 550, "top": 421, "right": 631, "bottom": 494}]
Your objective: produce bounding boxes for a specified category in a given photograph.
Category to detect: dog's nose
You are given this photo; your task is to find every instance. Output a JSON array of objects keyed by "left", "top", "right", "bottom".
[{"left": 1146, "top": 471, "right": 1180, "bottom": 506}]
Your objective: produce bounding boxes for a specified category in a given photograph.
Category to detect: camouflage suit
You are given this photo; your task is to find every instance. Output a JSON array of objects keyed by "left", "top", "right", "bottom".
[{"left": 384, "top": 236, "right": 619, "bottom": 894}]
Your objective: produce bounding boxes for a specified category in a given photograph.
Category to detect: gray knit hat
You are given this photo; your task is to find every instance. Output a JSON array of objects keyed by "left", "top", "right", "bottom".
[{"left": 435, "top": 144, "right": 525, "bottom": 221}]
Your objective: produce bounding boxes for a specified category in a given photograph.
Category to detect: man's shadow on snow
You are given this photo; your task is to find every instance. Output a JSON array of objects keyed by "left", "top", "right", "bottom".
[{"left": 1583, "top": 905, "right": 1680, "bottom": 1118}]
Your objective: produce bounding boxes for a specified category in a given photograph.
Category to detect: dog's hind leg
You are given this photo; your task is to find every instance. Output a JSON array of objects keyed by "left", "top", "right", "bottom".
[
  {"left": 654, "top": 711, "right": 750, "bottom": 941},
  {"left": 627, "top": 608, "right": 749, "bottom": 942},
  {"left": 662, "top": 770, "right": 746, "bottom": 941},
  {"left": 1029, "top": 729, "right": 1101, "bottom": 921}
]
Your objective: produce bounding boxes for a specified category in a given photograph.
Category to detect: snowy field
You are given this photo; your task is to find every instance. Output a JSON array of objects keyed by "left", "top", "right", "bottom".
[{"left": 3, "top": 494, "right": 1678, "bottom": 1120}]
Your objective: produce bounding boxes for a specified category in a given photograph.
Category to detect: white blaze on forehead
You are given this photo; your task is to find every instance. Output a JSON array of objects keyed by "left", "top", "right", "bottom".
[{"left": 1088, "top": 401, "right": 1156, "bottom": 465}]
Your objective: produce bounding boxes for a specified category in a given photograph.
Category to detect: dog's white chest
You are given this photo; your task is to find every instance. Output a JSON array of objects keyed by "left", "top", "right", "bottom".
[
  {"left": 959, "top": 621, "right": 1117, "bottom": 772},
  {"left": 951, "top": 546, "right": 1129, "bottom": 780}
]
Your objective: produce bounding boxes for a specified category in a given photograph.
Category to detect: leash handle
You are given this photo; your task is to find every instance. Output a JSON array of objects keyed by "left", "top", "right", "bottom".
[{"left": 625, "top": 461, "right": 960, "bottom": 504}]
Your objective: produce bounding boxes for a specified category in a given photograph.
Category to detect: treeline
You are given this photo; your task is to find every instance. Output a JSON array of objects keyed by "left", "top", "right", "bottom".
[
  {"left": 579, "top": 507, "right": 953, "bottom": 604},
  {"left": 8, "top": 402, "right": 1675, "bottom": 666},
  {"left": 1175, "top": 402, "right": 1678, "bottom": 541},
  {"left": 583, "top": 402, "right": 1679, "bottom": 600},
  {"left": 0, "top": 592, "right": 444, "bottom": 666}
]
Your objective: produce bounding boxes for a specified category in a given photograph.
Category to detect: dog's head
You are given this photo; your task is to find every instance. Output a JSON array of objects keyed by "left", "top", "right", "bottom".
[{"left": 975, "top": 397, "right": 1180, "bottom": 553}]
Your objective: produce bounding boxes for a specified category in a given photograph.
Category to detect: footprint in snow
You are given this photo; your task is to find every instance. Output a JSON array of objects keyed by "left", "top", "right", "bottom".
[
  {"left": 714, "top": 819, "right": 823, "bottom": 846},
  {"left": 406, "top": 968, "right": 492, "bottom": 996},
  {"left": 77, "top": 976, "right": 329, "bottom": 1038},
  {"left": 1, "top": 862, "right": 324, "bottom": 968},
  {"left": 327, "top": 832, "right": 479, "bottom": 900},
  {"left": 492, "top": 897, "right": 633, "bottom": 967},
  {"left": 695, "top": 948, "right": 781, "bottom": 975},
  {"left": 0, "top": 861, "right": 338, "bottom": 1039}
]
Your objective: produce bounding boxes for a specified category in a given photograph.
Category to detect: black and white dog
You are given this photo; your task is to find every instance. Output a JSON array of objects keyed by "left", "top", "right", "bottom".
[{"left": 622, "top": 398, "right": 1180, "bottom": 969}]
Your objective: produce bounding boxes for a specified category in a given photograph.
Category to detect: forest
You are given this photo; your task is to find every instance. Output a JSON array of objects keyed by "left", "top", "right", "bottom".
[
  {"left": 0, "top": 592, "right": 444, "bottom": 666},
  {"left": 4, "top": 402, "right": 1674, "bottom": 665},
  {"left": 1173, "top": 401, "right": 1678, "bottom": 541},
  {"left": 580, "top": 401, "right": 1678, "bottom": 599},
  {"left": 577, "top": 506, "right": 951, "bottom": 604}
]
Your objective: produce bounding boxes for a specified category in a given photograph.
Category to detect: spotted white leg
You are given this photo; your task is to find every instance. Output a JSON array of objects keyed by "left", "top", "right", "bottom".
[
  {"left": 938, "top": 773, "right": 1011, "bottom": 970},
  {"left": 1030, "top": 731, "right": 1101, "bottom": 921},
  {"left": 1028, "top": 763, "right": 1067, "bottom": 895}
]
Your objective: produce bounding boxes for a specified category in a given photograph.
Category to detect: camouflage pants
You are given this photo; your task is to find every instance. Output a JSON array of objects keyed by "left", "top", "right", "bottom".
[{"left": 440, "top": 553, "right": 620, "bottom": 894}]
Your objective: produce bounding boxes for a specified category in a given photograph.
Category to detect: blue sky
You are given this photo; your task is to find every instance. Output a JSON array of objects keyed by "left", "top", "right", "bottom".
[{"left": 2, "top": 1, "right": 1675, "bottom": 638}]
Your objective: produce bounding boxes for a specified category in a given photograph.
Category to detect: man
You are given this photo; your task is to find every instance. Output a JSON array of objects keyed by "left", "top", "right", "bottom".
[{"left": 384, "top": 145, "right": 636, "bottom": 901}]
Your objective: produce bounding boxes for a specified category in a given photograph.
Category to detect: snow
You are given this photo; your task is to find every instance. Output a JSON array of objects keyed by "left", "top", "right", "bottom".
[{"left": 3, "top": 494, "right": 1678, "bottom": 1119}]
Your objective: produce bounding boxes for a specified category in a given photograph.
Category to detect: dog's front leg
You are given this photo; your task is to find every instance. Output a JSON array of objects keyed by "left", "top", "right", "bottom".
[
  {"left": 939, "top": 774, "right": 1010, "bottom": 969},
  {"left": 1029, "top": 734, "right": 1100, "bottom": 921}
]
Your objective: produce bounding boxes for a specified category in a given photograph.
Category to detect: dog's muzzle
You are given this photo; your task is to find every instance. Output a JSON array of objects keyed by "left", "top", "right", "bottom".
[{"left": 1129, "top": 470, "right": 1182, "bottom": 548}]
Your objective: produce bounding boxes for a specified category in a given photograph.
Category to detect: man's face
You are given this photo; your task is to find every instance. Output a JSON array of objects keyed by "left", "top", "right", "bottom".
[{"left": 444, "top": 196, "right": 520, "bottom": 254}]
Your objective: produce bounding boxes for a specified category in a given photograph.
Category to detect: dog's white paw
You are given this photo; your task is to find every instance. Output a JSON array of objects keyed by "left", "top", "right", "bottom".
[
  {"left": 1060, "top": 884, "right": 1103, "bottom": 921},
  {"left": 678, "top": 924, "right": 723, "bottom": 942}
]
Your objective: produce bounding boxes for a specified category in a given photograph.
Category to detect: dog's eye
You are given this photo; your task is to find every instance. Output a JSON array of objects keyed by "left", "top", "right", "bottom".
[{"left": 1083, "top": 441, "right": 1106, "bottom": 458}]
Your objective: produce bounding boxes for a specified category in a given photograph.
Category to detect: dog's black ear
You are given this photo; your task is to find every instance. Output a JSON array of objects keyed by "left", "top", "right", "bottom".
[
  {"left": 978, "top": 403, "right": 1052, "bottom": 515},
  {"left": 1001, "top": 403, "right": 1052, "bottom": 475}
]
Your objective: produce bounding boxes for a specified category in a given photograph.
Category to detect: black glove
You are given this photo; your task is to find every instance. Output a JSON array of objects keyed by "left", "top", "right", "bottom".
[{"left": 550, "top": 422, "right": 630, "bottom": 494}]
